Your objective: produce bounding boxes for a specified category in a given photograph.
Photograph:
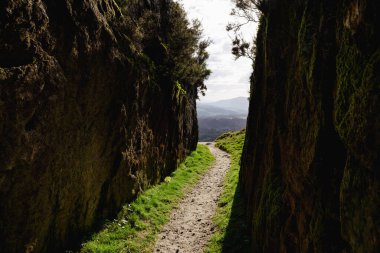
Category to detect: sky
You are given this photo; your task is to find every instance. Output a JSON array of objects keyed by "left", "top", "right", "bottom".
[{"left": 175, "top": 0, "right": 258, "bottom": 102}]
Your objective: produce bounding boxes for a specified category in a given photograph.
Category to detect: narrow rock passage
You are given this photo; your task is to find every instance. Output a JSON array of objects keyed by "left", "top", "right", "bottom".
[{"left": 154, "top": 143, "right": 230, "bottom": 253}]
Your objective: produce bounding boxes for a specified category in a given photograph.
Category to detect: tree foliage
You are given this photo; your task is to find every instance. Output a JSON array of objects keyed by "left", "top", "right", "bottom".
[
  {"left": 116, "top": 0, "right": 211, "bottom": 98},
  {"left": 160, "top": 5, "right": 211, "bottom": 97},
  {"left": 227, "top": 0, "right": 264, "bottom": 61}
]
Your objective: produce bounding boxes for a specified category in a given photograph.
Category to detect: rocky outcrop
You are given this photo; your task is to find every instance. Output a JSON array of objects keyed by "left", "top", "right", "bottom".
[
  {"left": 241, "top": 0, "right": 379, "bottom": 252},
  {"left": 0, "top": 0, "right": 200, "bottom": 252}
]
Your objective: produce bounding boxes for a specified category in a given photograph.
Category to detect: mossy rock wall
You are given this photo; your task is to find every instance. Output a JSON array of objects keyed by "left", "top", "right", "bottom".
[
  {"left": 0, "top": 0, "right": 198, "bottom": 252},
  {"left": 241, "top": 0, "right": 379, "bottom": 252}
]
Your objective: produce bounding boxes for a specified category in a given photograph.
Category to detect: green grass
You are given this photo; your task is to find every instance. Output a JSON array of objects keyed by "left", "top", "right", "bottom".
[
  {"left": 81, "top": 144, "right": 215, "bottom": 253},
  {"left": 205, "top": 130, "right": 251, "bottom": 253}
]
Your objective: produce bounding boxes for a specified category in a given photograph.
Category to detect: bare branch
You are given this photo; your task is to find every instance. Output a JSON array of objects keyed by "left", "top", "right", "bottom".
[{"left": 227, "top": 0, "right": 261, "bottom": 62}]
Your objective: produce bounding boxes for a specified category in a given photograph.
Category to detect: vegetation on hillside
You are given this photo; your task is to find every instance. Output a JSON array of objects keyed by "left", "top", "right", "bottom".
[
  {"left": 117, "top": 0, "right": 211, "bottom": 98},
  {"left": 81, "top": 144, "right": 214, "bottom": 253},
  {"left": 205, "top": 130, "right": 251, "bottom": 252}
]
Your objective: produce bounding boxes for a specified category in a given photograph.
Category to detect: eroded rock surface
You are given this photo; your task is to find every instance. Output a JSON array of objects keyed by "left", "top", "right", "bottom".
[
  {"left": 241, "top": 0, "right": 379, "bottom": 252},
  {"left": 0, "top": 0, "right": 199, "bottom": 252}
]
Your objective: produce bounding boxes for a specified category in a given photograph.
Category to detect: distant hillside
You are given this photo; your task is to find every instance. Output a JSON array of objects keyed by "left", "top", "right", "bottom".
[
  {"left": 197, "top": 104, "right": 238, "bottom": 118},
  {"left": 197, "top": 97, "right": 249, "bottom": 118},
  {"left": 197, "top": 97, "right": 249, "bottom": 141},
  {"left": 204, "top": 97, "right": 249, "bottom": 114}
]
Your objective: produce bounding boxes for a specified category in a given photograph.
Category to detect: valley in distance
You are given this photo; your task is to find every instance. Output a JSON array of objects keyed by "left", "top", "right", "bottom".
[{"left": 197, "top": 97, "right": 249, "bottom": 141}]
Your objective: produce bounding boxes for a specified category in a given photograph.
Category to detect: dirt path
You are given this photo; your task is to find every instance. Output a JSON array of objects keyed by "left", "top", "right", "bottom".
[{"left": 154, "top": 143, "right": 230, "bottom": 253}]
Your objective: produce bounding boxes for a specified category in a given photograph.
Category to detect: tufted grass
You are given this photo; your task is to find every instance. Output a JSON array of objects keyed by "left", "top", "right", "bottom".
[
  {"left": 204, "top": 130, "right": 251, "bottom": 253},
  {"left": 81, "top": 144, "right": 214, "bottom": 253}
]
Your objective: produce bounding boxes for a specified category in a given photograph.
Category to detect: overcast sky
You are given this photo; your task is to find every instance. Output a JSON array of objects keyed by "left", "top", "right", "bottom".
[{"left": 176, "top": 0, "right": 258, "bottom": 102}]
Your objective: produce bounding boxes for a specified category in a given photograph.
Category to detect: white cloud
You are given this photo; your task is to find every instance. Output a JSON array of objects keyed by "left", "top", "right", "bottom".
[{"left": 176, "top": 0, "right": 258, "bottom": 102}]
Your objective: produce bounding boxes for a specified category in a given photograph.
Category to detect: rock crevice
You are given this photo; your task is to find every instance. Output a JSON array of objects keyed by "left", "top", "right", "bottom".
[
  {"left": 0, "top": 0, "right": 200, "bottom": 252},
  {"left": 241, "top": 0, "right": 379, "bottom": 252}
]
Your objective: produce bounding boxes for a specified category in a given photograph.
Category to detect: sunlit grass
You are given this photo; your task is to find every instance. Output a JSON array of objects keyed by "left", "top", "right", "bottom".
[
  {"left": 205, "top": 130, "right": 251, "bottom": 253},
  {"left": 81, "top": 144, "right": 215, "bottom": 253}
]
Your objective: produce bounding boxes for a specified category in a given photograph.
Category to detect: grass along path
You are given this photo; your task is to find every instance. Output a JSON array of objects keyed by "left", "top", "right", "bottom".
[
  {"left": 154, "top": 143, "right": 231, "bottom": 252},
  {"left": 81, "top": 144, "right": 214, "bottom": 253},
  {"left": 205, "top": 130, "right": 251, "bottom": 253}
]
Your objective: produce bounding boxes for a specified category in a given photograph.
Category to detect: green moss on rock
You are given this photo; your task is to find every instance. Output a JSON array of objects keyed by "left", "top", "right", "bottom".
[
  {"left": 0, "top": 0, "right": 207, "bottom": 252},
  {"left": 241, "top": 0, "right": 379, "bottom": 252}
]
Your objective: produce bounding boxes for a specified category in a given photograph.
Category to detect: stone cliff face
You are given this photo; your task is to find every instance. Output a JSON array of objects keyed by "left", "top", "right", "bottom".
[
  {"left": 241, "top": 0, "right": 379, "bottom": 252},
  {"left": 0, "top": 0, "right": 199, "bottom": 252}
]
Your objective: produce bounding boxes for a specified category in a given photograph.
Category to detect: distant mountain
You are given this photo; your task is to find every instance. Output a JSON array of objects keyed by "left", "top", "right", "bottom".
[
  {"left": 203, "top": 97, "right": 249, "bottom": 114},
  {"left": 197, "top": 104, "right": 239, "bottom": 118},
  {"left": 197, "top": 97, "right": 249, "bottom": 141},
  {"left": 197, "top": 97, "right": 249, "bottom": 118}
]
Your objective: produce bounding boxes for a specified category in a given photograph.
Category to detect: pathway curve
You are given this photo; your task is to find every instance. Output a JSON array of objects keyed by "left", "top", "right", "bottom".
[{"left": 154, "top": 142, "right": 230, "bottom": 253}]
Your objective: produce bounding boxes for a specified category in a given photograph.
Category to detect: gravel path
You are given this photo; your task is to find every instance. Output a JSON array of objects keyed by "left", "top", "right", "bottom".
[{"left": 154, "top": 142, "right": 230, "bottom": 253}]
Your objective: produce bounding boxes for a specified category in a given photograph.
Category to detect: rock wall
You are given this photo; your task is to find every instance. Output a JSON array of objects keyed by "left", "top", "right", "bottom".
[
  {"left": 0, "top": 0, "right": 199, "bottom": 252},
  {"left": 241, "top": 0, "right": 379, "bottom": 252}
]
